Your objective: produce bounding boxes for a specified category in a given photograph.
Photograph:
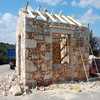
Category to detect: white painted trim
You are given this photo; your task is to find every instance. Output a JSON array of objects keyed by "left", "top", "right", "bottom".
[
  {"left": 67, "top": 16, "right": 82, "bottom": 26},
  {"left": 36, "top": 11, "right": 47, "bottom": 21},
  {"left": 27, "top": 6, "right": 36, "bottom": 18},
  {"left": 46, "top": 12, "right": 57, "bottom": 22},
  {"left": 55, "top": 14, "right": 67, "bottom": 23},
  {"left": 61, "top": 15, "right": 75, "bottom": 25}
]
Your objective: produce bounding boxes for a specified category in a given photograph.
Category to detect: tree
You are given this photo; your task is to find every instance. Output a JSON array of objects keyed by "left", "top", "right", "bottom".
[
  {"left": 89, "top": 31, "right": 100, "bottom": 56},
  {"left": 0, "top": 42, "right": 15, "bottom": 64}
]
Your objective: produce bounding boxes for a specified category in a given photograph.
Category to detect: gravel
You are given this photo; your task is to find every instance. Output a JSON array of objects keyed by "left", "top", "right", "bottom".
[{"left": 0, "top": 65, "right": 100, "bottom": 96}]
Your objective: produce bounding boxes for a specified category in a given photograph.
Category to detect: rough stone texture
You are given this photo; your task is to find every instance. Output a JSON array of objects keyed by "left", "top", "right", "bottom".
[
  {"left": 9, "top": 84, "right": 22, "bottom": 96},
  {"left": 25, "top": 39, "right": 37, "bottom": 48},
  {"left": 16, "top": 9, "right": 90, "bottom": 87}
]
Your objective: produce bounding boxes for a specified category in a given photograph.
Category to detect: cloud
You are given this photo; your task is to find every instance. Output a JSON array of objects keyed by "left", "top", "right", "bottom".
[
  {"left": 36, "top": 0, "right": 68, "bottom": 6},
  {"left": 79, "top": 8, "right": 100, "bottom": 24},
  {"left": 71, "top": 0, "right": 100, "bottom": 9},
  {"left": 0, "top": 13, "right": 17, "bottom": 44}
]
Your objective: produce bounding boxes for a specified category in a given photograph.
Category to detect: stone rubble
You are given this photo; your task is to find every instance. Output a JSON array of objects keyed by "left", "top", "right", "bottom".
[
  {"left": 45, "top": 81, "right": 100, "bottom": 93},
  {"left": 0, "top": 70, "right": 100, "bottom": 96},
  {"left": 9, "top": 84, "right": 22, "bottom": 96},
  {"left": 0, "top": 71, "right": 23, "bottom": 96}
]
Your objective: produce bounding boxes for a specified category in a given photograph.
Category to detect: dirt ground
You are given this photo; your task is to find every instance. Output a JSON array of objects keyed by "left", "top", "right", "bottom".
[{"left": 0, "top": 64, "right": 100, "bottom": 100}]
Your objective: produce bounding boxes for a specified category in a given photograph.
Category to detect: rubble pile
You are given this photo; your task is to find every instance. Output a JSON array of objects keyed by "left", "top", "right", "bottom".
[
  {"left": 0, "top": 71, "right": 24, "bottom": 96},
  {"left": 45, "top": 81, "right": 100, "bottom": 93},
  {"left": 0, "top": 70, "right": 100, "bottom": 96}
]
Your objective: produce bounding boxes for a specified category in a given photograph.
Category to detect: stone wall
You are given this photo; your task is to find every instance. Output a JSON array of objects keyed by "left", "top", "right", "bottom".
[
  {"left": 16, "top": 12, "right": 26, "bottom": 85},
  {"left": 24, "top": 17, "right": 53, "bottom": 86},
  {"left": 16, "top": 12, "right": 90, "bottom": 87}
]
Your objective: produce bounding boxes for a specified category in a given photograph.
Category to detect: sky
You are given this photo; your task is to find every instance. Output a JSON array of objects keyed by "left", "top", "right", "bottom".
[{"left": 0, "top": 0, "right": 100, "bottom": 44}]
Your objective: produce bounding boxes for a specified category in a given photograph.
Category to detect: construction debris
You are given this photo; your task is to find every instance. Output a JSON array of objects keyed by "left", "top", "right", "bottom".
[
  {"left": 9, "top": 84, "right": 22, "bottom": 96},
  {"left": 42, "top": 81, "right": 100, "bottom": 93},
  {"left": 0, "top": 70, "right": 100, "bottom": 96}
]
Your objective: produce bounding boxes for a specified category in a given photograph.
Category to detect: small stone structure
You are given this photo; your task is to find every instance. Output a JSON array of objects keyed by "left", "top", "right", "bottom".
[{"left": 16, "top": 6, "right": 90, "bottom": 87}]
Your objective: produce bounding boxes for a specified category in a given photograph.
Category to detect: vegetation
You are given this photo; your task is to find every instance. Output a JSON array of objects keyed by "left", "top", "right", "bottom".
[
  {"left": 89, "top": 32, "right": 100, "bottom": 56},
  {"left": 0, "top": 42, "right": 15, "bottom": 64}
]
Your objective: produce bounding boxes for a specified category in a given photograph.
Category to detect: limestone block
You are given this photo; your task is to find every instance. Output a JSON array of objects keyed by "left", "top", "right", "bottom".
[
  {"left": 51, "top": 28, "right": 67, "bottom": 34},
  {"left": 32, "top": 54, "right": 39, "bottom": 59},
  {"left": 26, "top": 73, "right": 33, "bottom": 80},
  {"left": 34, "top": 35, "right": 44, "bottom": 40},
  {"left": 41, "top": 63, "right": 48, "bottom": 71},
  {"left": 44, "top": 74, "right": 52, "bottom": 80},
  {"left": 40, "top": 44, "right": 46, "bottom": 52},
  {"left": 25, "top": 79, "right": 36, "bottom": 87},
  {"left": 26, "top": 60, "right": 37, "bottom": 72},
  {"left": 26, "top": 32, "right": 35, "bottom": 39},
  {"left": 25, "top": 24, "right": 34, "bottom": 32},
  {"left": 45, "top": 52, "right": 52, "bottom": 60},
  {"left": 32, "top": 71, "right": 42, "bottom": 80},
  {"left": 25, "top": 39, "right": 37, "bottom": 48},
  {"left": 9, "top": 85, "right": 22, "bottom": 96},
  {"left": 45, "top": 36, "right": 52, "bottom": 43},
  {"left": 25, "top": 18, "right": 34, "bottom": 32}
]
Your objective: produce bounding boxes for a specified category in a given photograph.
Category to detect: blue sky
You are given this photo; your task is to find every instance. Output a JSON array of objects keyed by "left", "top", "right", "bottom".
[{"left": 0, "top": 0, "right": 100, "bottom": 44}]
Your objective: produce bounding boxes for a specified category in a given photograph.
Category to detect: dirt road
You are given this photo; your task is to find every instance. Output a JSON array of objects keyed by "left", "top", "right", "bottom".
[{"left": 0, "top": 64, "right": 14, "bottom": 78}]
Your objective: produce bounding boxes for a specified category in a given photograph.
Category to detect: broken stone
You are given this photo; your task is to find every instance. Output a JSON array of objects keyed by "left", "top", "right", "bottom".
[
  {"left": 69, "top": 84, "right": 82, "bottom": 93},
  {"left": 11, "top": 74, "right": 17, "bottom": 81},
  {"left": 25, "top": 39, "right": 37, "bottom": 48},
  {"left": 24, "top": 86, "right": 32, "bottom": 94},
  {"left": 9, "top": 85, "right": 23, "bottom": 96}
]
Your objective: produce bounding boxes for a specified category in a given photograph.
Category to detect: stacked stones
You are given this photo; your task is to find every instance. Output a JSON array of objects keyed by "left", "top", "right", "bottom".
[
  {"left": 24, "top": 18, "right": 53, "bottom": 86},
  {"left": 16, "top": 10, "right": 90, "bottom": 87}
]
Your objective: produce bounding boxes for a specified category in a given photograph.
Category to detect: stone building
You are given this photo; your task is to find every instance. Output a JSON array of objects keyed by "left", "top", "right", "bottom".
[{"left": 16, "top": 6, "right": 90, "bottom": 87}]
